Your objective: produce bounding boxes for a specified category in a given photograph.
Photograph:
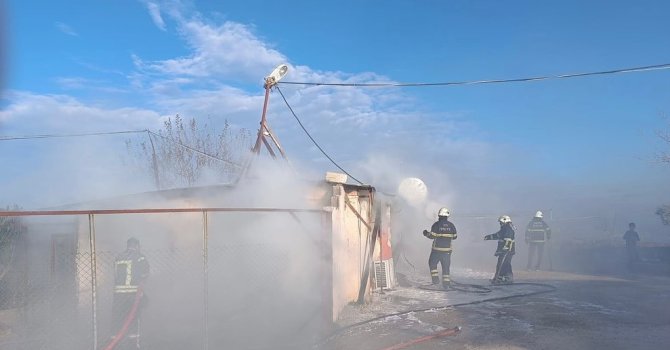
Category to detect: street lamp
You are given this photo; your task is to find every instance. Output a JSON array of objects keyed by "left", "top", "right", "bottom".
[
  {"left": 265, "top": 64, "right": 288, "bottom": 88},
  {"left": 251, "top": 64, "right": 289, "bottom": 158}
]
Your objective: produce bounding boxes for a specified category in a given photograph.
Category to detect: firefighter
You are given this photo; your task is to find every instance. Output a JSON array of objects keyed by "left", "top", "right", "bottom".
[
  {"left": 525, "top": 210, "right": 551, "bottom": 271},
  {"left": 484, "top": 215, "right": 515, "bottom": 284},
  {"left": 111, "top": 237, "right": 150, "bottom": 349},
  {"left": 422, "top": 207, "right": 457, "bottom": 289}
]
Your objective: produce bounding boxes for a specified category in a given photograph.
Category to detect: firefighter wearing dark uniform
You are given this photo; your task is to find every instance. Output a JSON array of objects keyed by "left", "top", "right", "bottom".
[
  {"left": 422, "top": 207, "right": 457, "bottom": 289},
  {"left": 525, "top": 211, "right": 551, "bottom": 271},
  {"left": 623, "top": 222, "right": 640, "bottom": 269},
  {"left": 484, "top": 215, "right": 515, "bottom": 284},
  {"left": 112, "top": 237, "right": 150, "bottom": 349}
]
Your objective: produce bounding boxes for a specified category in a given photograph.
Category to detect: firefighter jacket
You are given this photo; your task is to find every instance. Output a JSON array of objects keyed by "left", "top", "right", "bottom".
[
  {"left": 525, "top": 218, "right": 551, "bottom": 243},
  {"left": 485, "top": 223, "right": 515, "bottom": 256},
  {"left": 623, "top": 230, "right": 640, "bottom": 247},
  {"left": 114, "top": 249, "right": 149, "bottom": 294},
  {"left": 424, "top": 217, "right": 457, "bottom": 252}
]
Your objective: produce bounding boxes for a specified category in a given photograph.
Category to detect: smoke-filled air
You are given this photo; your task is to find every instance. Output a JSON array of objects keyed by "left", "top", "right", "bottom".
[{"left": 1, "top": 1, "right": 670, "bottom": 350}]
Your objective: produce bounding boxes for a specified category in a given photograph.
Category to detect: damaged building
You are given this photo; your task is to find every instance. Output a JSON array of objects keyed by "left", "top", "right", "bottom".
[{"left": 0, "top": 172, "right": 397, "bottom": 349}]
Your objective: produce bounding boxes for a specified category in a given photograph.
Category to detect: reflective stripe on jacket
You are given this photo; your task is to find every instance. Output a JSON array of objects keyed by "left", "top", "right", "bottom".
[
  {"left": 488, "top": 223, "right": 515, "bottom": 256},
  {"left": 114, "top": 250, "right": 149, "bottom": 293},
  {"left": 525, "top": 218, "right": 551, "bottom": 243},
  {"left": 428, "top": 218, "right": 457, "bottom": 252}
]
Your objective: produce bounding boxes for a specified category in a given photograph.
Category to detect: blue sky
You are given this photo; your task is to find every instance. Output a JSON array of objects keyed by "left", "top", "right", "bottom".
[{"left": 1, "top": 0, "right": 669, "bottom": 233}]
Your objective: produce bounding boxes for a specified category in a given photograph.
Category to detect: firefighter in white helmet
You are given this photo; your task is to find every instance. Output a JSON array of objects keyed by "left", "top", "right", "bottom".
[
  {"left": 484, "top": 215, "right": 516, "bottom": 284},
  {"left": 525, "top": 210, "right": 552, "bottom": 270},
  {"left": 422, "top": 207, "right": 458, "bottom": 289}
]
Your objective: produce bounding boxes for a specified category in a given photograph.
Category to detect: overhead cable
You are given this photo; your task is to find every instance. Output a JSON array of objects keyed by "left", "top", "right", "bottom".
[
  {"left": 0, "top": 128, "right": 242, "bottom": 168},
  {"left": 146, "top": 130, "right": 243, "bottom": 168},
  {"left": 275, "top": 86, "right": 365, "bottom": 185},
  {"left": 0, "top": 129, "right": 146, "bottom": 141},
  {"left": 278, "top": 62, "right": 670, "bottom": 87}
]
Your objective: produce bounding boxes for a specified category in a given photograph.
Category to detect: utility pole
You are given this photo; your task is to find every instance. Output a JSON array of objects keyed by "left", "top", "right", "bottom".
[
  {"left": 240, "top": 64, "right": 293, "bottom": 181},
  {"left": 251, "top": 64, "right": 289, "bottom": 159}
]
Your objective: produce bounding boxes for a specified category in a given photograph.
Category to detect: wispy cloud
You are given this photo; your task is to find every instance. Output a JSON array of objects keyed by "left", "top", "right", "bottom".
[
  {"left": 124, "top": 6, "right": 485, "bottom": 184},
  {"left": 0, "top": 91, "right": 163, "bottom": 133},
  {"left": 129, "top": 10, "right": 426, "bottom": 126},
  {"left": 134, "top": 19, "right": 286, "bottom": 81},
  {"left": 54, "top": 77, "right": 90, "bottom": 89},
  {"left": 55, "top": 22, "right": 78, "bottom": 36},
  {"left": 54, "top": 76, "right": 132, "bottom": 95},
  {"left": 146, "top": 2, "right": 167, "bottom": 31}
]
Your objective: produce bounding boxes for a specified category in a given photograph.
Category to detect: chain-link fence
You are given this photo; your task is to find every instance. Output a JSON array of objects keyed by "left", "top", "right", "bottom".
[{"left": 0, "top": 208, "right": 329, "bottom": 350}]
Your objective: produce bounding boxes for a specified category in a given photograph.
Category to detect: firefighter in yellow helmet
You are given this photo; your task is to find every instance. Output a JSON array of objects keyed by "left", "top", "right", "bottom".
[{"left": 422, "top": 207, "right": 457, "bottom": 289}]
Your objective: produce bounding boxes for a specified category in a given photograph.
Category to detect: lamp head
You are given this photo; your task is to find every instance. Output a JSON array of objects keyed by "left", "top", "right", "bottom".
[{"left": 265, "top": 64, "right": 289, "bottom": 87}]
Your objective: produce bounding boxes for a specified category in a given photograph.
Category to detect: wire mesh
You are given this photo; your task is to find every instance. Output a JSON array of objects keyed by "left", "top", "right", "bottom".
[{"left": 0, "top": 208, "right": 326, "bottom": 350}]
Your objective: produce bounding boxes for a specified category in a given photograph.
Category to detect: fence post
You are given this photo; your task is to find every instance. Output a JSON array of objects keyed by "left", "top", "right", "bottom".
[
  {"left": 88, "top": 213, "right": 98, "bottom": 350},
  {"left": 202, "top": 211, "right": 209, "bottom": 350}
]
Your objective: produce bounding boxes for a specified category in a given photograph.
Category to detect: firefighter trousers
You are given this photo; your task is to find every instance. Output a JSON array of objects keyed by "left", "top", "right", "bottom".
[
  {"left": 527, "top": 242, "right": 545, "bottom": 270},
  {"left": 495, "top": 253, "right": 513, "bottom": 280},
  {"left": 428, "top": 250, "right": 451, "bottom": 285},
  {"left": 111, "top": 292, "right": 142, "bottom": 349}
]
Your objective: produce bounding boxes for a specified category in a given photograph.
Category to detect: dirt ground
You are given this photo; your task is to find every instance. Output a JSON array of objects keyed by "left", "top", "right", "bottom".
[{"left": 321, "top": 269, "right": 670, "bottom": 350}]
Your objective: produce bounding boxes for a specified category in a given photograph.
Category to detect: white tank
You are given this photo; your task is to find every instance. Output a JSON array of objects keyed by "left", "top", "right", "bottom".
[{"left": 397, "top": 177, "right": 428, "bottom": 207}]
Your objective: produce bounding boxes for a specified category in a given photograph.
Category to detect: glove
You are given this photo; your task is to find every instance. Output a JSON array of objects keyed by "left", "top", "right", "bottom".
[
  {"left": 484, "top": 234, "right": 492, "bottom": 241},
  {"left": 423, "top": 230, "right": 431, "bottom": 238}
]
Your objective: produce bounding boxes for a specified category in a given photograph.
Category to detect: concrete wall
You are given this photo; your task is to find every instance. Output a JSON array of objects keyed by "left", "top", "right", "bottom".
[{"left": 329, "top": 184, "right": 375, "bottom": 321}]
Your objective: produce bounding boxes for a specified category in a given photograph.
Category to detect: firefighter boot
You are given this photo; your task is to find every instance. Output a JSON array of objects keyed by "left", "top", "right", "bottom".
[
  {"left": 442, "top": 275, "right": 451, "bottom": 290},
  {"left": 431, "top": 270, "right": 440, "bottom": 285}
]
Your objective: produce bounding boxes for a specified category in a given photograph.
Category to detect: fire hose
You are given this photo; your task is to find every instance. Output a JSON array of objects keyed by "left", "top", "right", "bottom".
[
  {"left": 101, "top": 287, "right": 144, "bottom": 350},
  {"left": 379, "top": 326, "right": 462, "bottom": 350},
  {"left": 416, "top": 279, "right": 493, "bottom": 293},
  {"left": 398, "top": 250, "right": 495, "bottom": 294},
  {"left": 316, "top": 281, "right": 556, "bottom": 349}
]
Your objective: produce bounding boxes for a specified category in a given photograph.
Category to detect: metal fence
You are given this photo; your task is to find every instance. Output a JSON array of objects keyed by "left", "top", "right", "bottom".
[{"left": 0, "top": 207, "right": 329, "bottom": 350}]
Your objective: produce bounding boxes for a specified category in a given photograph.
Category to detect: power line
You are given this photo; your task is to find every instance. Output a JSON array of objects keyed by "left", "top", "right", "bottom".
[
  {"left": 0, "top": 128, "right": 243, "bottom": 169},
  {"left": 275, "top": 86, "right": 365, "bottom": 185},
  {"left": 0, "top": 129, "right": 146, "bottom": 141},
  {"left": 146, "top": 130, "right": 243, "bottom": 168},
  {"left": 278, "top": 62, "right": 670, "bottom": 87}
]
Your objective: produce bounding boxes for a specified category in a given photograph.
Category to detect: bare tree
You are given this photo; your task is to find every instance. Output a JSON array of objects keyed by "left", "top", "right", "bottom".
[
  {"left": 657, "top": 205, "right": 670, "bottom": 225},
  {"left": 126, "top": 115, "right": 252, "bottom": 189}
]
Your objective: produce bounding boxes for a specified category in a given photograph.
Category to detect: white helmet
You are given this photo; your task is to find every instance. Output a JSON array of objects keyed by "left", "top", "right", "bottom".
[
  {"left": 498, "top": 215, "right": 512, "bottom": 224},
  {"left": 535, "top": 211, "right": 543, "bottom": 218},
  {"left": 438, "top": 207, "right": 450, "bottom": 217}
]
